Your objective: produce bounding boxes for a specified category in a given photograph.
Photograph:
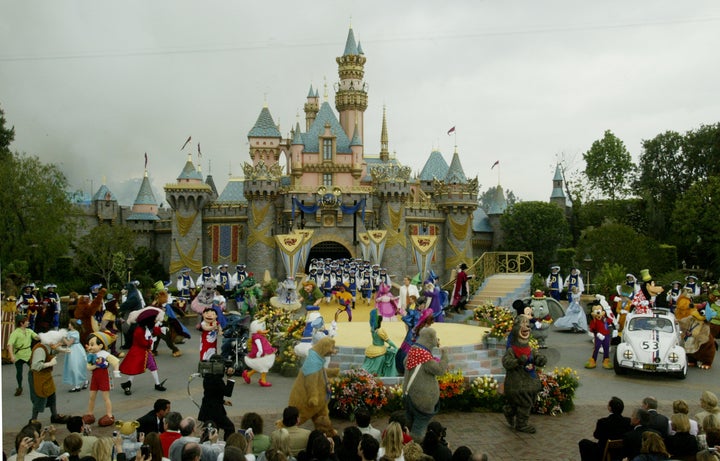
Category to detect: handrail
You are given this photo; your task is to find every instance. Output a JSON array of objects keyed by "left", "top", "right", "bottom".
[{"left": 442, "top": 251, "right": 534, "bottom": 291}]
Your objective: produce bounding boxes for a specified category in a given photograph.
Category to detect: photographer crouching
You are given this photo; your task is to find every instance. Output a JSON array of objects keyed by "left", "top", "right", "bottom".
[{"left": 197, "top": 354, "right": 236, "bottom": 440}]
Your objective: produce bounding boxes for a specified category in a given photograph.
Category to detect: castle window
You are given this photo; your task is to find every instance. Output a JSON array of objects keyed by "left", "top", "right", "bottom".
[
  {"left": 323, "top": 139, "right": 332, "bottom": 160},
  {"left": 323, "top": 173, "right": 332, "bottom": 186}
]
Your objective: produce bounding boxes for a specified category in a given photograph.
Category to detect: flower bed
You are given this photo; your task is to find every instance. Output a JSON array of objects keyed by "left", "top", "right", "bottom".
[{"left": 473, "top": 302, "right": 515, "bottom": 339}]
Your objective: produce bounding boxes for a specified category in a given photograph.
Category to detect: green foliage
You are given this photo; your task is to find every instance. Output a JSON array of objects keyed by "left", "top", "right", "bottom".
[
  {"left": 0, "top": 104, "right": 15, "bottom": 161},
  {"left": 500, "top": 201, "right": 570, "bottom": 272},
  {"left": 530, "top": 273, "right": 546, "bottom": 293},
  {"left": 74, "top": 224, "right": 135, "bottom": 288},
  {"left": 671, "top": 175, "right": 720, "bottom": 273},
  {"left": 131, "top": 246, "right": 169, "bottom": 288},
  {"left": 575, "top": 223, "right": 667, "bottom": 277},
  {"left": 655, "top": 244, "right": 677, "bottom": 275},
  {"left": 583, "top": 130, "right": 635, "bottom": 200},
  {"left": 478, "top": 185, "right": 518, "bottom": 213},
  {"left": 555, "top": 248, "right": 576, "bottom": 272},
  {"left": 578, "top": 199, "right": 648, "bottom": 234},
  {"left": 592, "top": 263, "right": 627, "bottom": 298},
  {"left": 0, "top": 152, "right": 75, "bottom": 280}
]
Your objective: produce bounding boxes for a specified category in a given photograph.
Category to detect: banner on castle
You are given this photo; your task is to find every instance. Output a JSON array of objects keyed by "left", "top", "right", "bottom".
[
  {"left": 410, "top": 235, "right": 438, "bottom": 283},
  {"left": 211, "top": 224, "right": 239, "bottom": 264},
  {"left": 358, "top": 232, "right": 370, "bottom": 261},
  {"left": 367, "top": 230, "right": 387, "bottom": 265},
  {"left": 295, "top": 229, "right": 315, "bottom": 273},
  {"left": 275, "top": 233, "right": 305, "bottom": 280}
]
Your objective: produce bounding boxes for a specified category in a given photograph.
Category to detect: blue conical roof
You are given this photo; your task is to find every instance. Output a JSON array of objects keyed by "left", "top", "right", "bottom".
[
  {"left": 487, "top": 185, "right": 507, "bottom": 215},
  {"left": 357, "top": 41, "right": 364, "bottom": 55},
  {"left": 217, "top": 178, "right": 247, "bottom": 203},
  {"left": 292, "top": 122, "right": 304, "bottom": 146},
  {"left": 134, "top": 174, "right": 157, "bottom": 206},
  {"left": 445, "top": 150, "right": 467, "bottom": 184},
  {"left": 419, "top": 150, "right": 449, "bottom": 181},
  {"left": 92, "top": 184, "right": 116, "bottom": 201},
  {"left": 350, "top": 123, "right": 362, "bottom": 146},
  {"left": 343, "top": 27, "right": 358, "bottom": 56},
  {"left": 307, "top": 84, "right": 315, "bottom": 98},
  {"left": 248, "top": 107, "right": 282, "bottom": 138},
  {"left": 302, "top": 102, "right": 351, "bottom": 153}
]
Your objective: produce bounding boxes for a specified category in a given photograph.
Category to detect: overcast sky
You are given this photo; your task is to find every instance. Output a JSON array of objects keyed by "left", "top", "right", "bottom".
[{"left": 1, "top": 1, "right": 719, "bottom": 206}]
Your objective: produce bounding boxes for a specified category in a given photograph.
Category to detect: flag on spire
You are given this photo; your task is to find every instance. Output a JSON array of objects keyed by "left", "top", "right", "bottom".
[
  {"left": 180, "top": 135, "right": 192, "bottom": 151},
  {"left": 447, "top": 126, "right": 456, "bottom": 135},
  {"left": 491, "top": 160, "right": 499, "bottom": 169},
  {"left": 197, "top": 143, "right": 202, "bottom": 159},
  {"left": 144, "top": 152, "right": 148, "bottom": 169}
]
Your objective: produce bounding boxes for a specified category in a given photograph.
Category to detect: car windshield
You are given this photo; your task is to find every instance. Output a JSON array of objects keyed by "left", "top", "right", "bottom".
[{"left": 627, "top": 316, "right": 674, "bottom": 333}]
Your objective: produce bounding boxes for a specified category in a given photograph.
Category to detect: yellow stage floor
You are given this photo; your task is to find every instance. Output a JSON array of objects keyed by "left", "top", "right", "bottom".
[{"left": 315, "top": 300, "right": 489, "bottom": 348}]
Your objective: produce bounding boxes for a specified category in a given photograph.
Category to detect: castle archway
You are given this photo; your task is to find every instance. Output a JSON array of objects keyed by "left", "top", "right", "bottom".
[{"left": 305, "top": 241, "right": 352, "bottom": 271}]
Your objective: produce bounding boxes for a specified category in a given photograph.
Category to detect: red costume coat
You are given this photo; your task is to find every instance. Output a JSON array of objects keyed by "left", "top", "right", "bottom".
[{"left": 119, "top": 326, "right": 155, "bottom": 375}]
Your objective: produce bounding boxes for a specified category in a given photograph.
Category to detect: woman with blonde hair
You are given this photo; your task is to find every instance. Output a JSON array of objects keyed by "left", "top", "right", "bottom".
[
  {"left": 669, "top": 399, "right": 698, "bottom": 436},
  {"left": 258, "top": 428, "right": 296, "bottom": 461},
  {"left": 697, "top": 391, "right": 720, "bottom": 430},
  {"left": 632, "top": 431, "right": 670, "bottom": 461},
  {"left": 665, "top": 413, "right": 698, "bottom": 457},
  {"left": 378, "top": 422, "right": 404, "bottom": 461},
  {"left": 699, "top": 414, "right": 720, "bottom": 450}
]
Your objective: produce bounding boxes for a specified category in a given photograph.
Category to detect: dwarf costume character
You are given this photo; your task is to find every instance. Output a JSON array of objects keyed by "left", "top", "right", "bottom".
[
  {"left": 84, "top": 330, "right": 121, "bottom": 426},
  {"left": 242, "top": 319, "right": 276, "bottom": 387},
  {"left": 29, "top": 329, "right": 70, "bottom": 423},
  {"left": 586, "top": 304, "right": 613, "bottom": 370},
  {"left": 118, "top": 307, "right": 167, "bottom": 395}
]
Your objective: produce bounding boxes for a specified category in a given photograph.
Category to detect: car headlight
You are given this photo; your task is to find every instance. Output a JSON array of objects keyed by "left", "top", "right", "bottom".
[
  {"left": 623, "top": 350, "right": 633, "bottom": 360},
  {"left": 668, "top": 352, "right": 679, "bottom": 363}
]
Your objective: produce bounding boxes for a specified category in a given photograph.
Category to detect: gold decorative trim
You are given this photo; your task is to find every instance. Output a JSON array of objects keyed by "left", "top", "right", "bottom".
[
  {"left": 448, "top": 215, "right": 471, "bottom": 241},
  {"left": 175, "top": 210, "right": 198, "bottom": 237},
  {"left": 170, "top": 239, "right": 201, "bottom": 274}
]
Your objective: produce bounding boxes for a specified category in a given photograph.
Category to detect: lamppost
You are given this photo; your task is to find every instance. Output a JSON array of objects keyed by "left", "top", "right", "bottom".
[{"left": 125, "top": 255, "right": 134, "bottom": 283}]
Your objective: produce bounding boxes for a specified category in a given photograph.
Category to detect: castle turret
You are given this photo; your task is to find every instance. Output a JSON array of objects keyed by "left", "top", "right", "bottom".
[
  {"left": 248, "top": 105, "right": 283, "bottom": 167},
  {"left": 127, "top": 170, "right": 159, "bottom": 221},
  {"left": 335, "top": 26, "right": 368, "bottom": 142},
  {"left": 550, "top": 164, "right": 567, "bottom": 208},
  {"left": 304, "top": 85, "right": 319, "bottom": 131},
  {"left": 379, "top": 106, "right": 389, "bottom": 162},
  {"left": 91, "top": 182, "right": 119, "bottom": 223},
  {"left": 165, "top": 153, "right": 214, "bottom": 276}
]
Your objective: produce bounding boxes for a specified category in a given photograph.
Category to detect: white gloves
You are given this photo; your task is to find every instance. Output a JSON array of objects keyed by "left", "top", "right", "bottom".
[
  {"left": 45, "top": 357, "right": 58, "bottom": 368},
  {"left": 113, "top": 370, "right": 121, "bottom": 378},
  {"left": 535, "top": 321, "right": 542, "bottom": 329},
  {"left": 596, "top": 333, "right": 605, "bottom": 341}
]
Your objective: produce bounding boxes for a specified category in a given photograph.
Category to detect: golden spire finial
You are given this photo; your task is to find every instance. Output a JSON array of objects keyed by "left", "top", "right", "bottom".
[
  {"left": 323, "top": 77, "right": 328, "bottom": 101},
  {"left": 263, "top": 92, "right": 268, "bottom": 108}
]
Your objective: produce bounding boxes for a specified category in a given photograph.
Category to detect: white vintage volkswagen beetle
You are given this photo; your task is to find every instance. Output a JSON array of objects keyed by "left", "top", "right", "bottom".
[{"left": 614, "top": 309, "right": 687, "bottom": 379}]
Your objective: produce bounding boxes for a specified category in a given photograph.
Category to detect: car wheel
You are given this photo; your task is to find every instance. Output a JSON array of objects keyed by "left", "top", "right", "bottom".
[
  {"left": 674, "top": 363, "right": 687, "bottom": 380},
  {"left": 613, "top": 352, "right": 628, "bottom": 375}
]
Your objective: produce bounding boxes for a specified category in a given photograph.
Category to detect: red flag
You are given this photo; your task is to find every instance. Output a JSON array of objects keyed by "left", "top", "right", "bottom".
[
  {"left": 491, "top": 160, "right": 499, "bottom": 169},
  {"left": 180, "top": 135, "right": 192, "bottom": 151},
  {"left": 447, "top": 126, "right": 456, "bottom": 135},
  {"left": 197, "top": 143, "right": 202, "bottom": 159},
  {"left": 144, "top": 152, "right": 148, "bottom": 169}
]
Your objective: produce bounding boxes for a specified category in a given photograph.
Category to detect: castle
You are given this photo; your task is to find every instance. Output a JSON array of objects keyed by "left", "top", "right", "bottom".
[{"left": 75, "top": 27, "right": 567, "bottom": 284}]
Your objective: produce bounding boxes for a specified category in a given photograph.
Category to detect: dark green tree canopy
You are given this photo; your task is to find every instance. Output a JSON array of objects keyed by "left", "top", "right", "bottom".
[
  {"left": 74, "top": 224, "right": 135, "bottom": 289},
  {"left": 583, "top": 129, "right": 635, "bottom": 200},
  {"left": 0, "top": 104, "right": 15, "bottom": 161},
  {"left": 500, "top": 201, "right": 570, "bottom": 272}
]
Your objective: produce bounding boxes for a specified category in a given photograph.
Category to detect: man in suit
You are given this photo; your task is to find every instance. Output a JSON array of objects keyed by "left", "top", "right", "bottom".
[
  {"left": 136, "top": 398, "right": 171, "bottom": 439},
  {"left": 623, "top": 408, "right": 661, "bottom": 460},
  {"left": 642, "top": 396, "right": 670, "bottom": 438},
  {"left": 578, "top": 396, "right": 633, "bottom": 461}
]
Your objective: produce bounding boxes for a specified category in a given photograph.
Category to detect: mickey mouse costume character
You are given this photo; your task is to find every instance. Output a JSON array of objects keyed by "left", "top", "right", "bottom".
[{"left": 585, "top": 303, "right": 613, "bottom": 370}]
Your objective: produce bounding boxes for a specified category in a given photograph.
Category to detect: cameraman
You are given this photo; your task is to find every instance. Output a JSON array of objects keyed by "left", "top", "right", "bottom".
[{"left": 198, "top": 355, "right": 236, "bottom": 440}]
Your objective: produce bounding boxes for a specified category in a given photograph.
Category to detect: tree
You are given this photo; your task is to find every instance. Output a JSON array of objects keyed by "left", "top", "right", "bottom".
[
  {"left": 478, "top": 185, "right": 518, "bottom": 213},
  {"left": 683, "top": 123, "right": 720, "bottom": 180},
  {"left": 74, "top": 224, "right": 135, "bottom": 288},
  {"left": 500, "top": 201, "right": 570, "bottom": 273},
  {"left": 671, "top": 175, "right": 720, "bottom": 274},
  {"left": 575, "top": 222, "right": 660, "bottom": 277},
  {"left": 0, "top": 104, "right": 15, "bottom": 161},
  {"left": 0, "top": 152, "right": 75, "bottom": 280},
  {"left": 583, "top": 130, "right": 635, "bottom": 200}
]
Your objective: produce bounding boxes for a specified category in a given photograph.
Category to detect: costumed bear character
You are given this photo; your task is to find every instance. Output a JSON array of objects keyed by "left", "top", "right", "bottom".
[
  {"left": 631, "top": 269, "right": 663, "bottom": 314},
  {"left": 402, "top": 327, "right": 448, "bottom": 441},
  {"left": 362, "top": 308, "right": 398, "bottom": 377},
  {"left": 585, "top": 304, "right": 613, "bottom": 370},
  {"left": 528, "top": 290, "right": 553, "bottom": 347},
  {"left": 679, "top": 305, "right": 716, "bottom": 370},
  {"left": 74, "top": 289, "right": 105, "bottom": 346},
  {"left": 242, "top": 319, "right": 277, "bottom": 387},
  {"left": 375, "top": 282, "right": 398, "bottom": 323},
  {"left": 199, "top": 307, "right": 222, "bottom": 361},
  {"left": 502, "top": 315, "right": 547, "bottom": 434},
  {"left": 191, "top": 279, "right": 216, "bottom": 314},
  {"left": 119, "top": 307, "right": 166, "bottom": 395},
  {"left": 288, "top": 337, "right": 339, "bottom": 436},
  {"left": 674, "top": 288, "right": 695, "bottom": 321},
  {"left": 84, "top": 330, "right": 121, "bottom": 427},
  {"left": 114, "top": 420, "right": 143, "bottom": 459}
]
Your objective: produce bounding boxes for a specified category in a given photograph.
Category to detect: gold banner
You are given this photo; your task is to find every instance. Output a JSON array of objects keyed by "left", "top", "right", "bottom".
[
  {"left": 275, "top": 234, "right": 305, "bottom": 256},
  {"left": 248, "top": 202, "right": 275, "bottom": 248},
  {"left": 169, "top": 239, "right": 201, "bottom": 274},
  {"left": 368, "top": 230, "right": 387, "bottom": 244},
  {"left": 448, "top": 215, "right": 471, "bottom": 241},
  {"left": 445, "top": 237, "right": 472, "bottom": 271},
  {"left": 175, "top": 210, "right": 199, "bottom": 237},
  {"left": 358, "top": 232, "right": 370, "bottom": 245},
  {"left": 296, "top": 229, "right": 315, "bottom": 245},
  {"left": 386, "top": 204, "right": 407, "bottom": 248},
  {"left": 410, "top": 235, "right": 438, "bottom": 256}
]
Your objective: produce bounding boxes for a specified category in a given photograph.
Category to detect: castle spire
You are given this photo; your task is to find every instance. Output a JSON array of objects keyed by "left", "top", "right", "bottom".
[
  {"left": 335, "top": 26, "right": 367, "bottom": 141},
  {"left": 380, "top": 105, "right": 389, "bottom": 162}
]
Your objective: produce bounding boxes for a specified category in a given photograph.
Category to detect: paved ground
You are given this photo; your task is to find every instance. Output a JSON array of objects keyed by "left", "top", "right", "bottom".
[{"left": 2, "top": 305, "right": 718, "bottom": 460}]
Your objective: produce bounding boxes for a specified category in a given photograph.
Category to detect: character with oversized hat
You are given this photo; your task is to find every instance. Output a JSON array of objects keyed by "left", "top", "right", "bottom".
[{"left": 84, "top": 330, "right": 121, "bottom": 426}]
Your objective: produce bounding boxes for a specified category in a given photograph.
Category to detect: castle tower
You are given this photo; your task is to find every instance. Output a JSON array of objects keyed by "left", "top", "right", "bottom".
[
  {"left": 550, "top": 164, "right": 567, "bottom": 208},
  {"left": 434, "top": 147, "right": 478, "bottom": 277},
  {"left": 248, "top": 105, "right": 283, "bottom": 167},
  {"left": 91, "top": 181, "right": 119, "bottom": 224},
  {"left": 335, "top": 26, "right": 368, "bottom": 142},
  {"left": 165, "top": 153, "right": 214, "bottom": 276},
  {"left": 304, "top": 85, "right": 319, "bottom": 131},
  {"left": 486, "top": 184, "right": 507, "bottom": 250},
  {"left": 372, "top": 163, "right": 412, "bottom": 279},
  {"left": 379, "top": 106, "right": 389, "bottom": 162}
]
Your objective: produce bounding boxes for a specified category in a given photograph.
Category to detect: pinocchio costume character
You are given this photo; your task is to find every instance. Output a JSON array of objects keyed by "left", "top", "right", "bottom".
[{"left": 84, "top": 330, "right": 121, "bottom": 426}]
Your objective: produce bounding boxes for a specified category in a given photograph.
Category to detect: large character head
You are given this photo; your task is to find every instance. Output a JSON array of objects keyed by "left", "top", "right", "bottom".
[
  {"left": 529, "top": 297, "right": 550, "bottom": 320},
  {"left": 416, "top": 327, "right": 440, "bottom": 350},
  {"left": 250, "top": 319, "right": 268, "bottom": 335},
  {"left": 311, "top": 336, "right": 337, "bottom": 358},
  {"left": 202, "top": 307, "right": 218, "bottom": 324},
  {"left": 591, "top": 303, "right": 605, "bottom": 321},
  {"left": 510, "top": 315, "right": 531, "bottom": 346},
  {"left": 87, "top": 330, "right": 116, "bottom": 353}
]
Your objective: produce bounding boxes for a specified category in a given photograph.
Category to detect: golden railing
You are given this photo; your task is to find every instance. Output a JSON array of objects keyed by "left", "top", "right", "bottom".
[{"left": 442, "top": 251, "right": 534, "bottom": 291}]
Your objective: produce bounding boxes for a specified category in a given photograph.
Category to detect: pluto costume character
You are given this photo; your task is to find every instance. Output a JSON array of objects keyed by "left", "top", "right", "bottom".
[
  {"left": 502, "top": 315, "right": 547, "bottom": 434},
  {"left": 288, "top": 337, "right": 339, "bottom": 436},
  {"left": 402, "top": 327, "right": 448, "bottom": 441}
]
